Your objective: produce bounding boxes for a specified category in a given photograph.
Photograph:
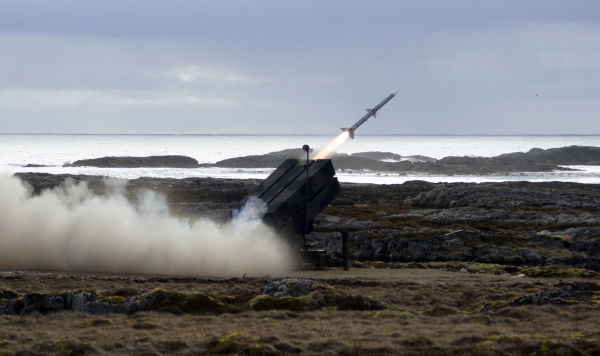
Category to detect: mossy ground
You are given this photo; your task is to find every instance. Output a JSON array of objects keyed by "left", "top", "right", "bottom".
[
  {"left": 96, "top": 295, "right": 129, "bottom": 304},
  {"left": 350, "top": 261, "right": 600, "bottom": 279},
  {"left": 0, "top": 287, "right": 19, "bottom": 299},
  {"left": 52, "top": 339, "right": 94, "bottom": 356},
  {"left": 1, "top": 268, "right": 599, "bottom": 355},
  {"left": 139, "top": 288, "right": 388, "bottom": 314}
]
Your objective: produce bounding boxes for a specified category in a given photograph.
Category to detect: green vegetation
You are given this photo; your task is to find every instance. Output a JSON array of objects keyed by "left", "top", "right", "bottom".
[
  {"left": 248, "top": 295, "right": 319, "bottom": 312},
  {"left": 485, "top": 334, "right": 523, "bottom": 344},
  {"left": 143, "top": 288, "right": 227, "bottom": 314},
  {"left": 141, "top": 288, "right": 388, "bottom": 314},
  {"left": 0, "top": 287, "right": 19, "bottom": 299},
  {"left": 52, "top": 339, "right": 93, "bottom": 356},
  {"left": 96, "top": 295, "right": 129, "bottom": 304},
  {"left": 536, "top": 341, "right": 581, "bottom": 356}
]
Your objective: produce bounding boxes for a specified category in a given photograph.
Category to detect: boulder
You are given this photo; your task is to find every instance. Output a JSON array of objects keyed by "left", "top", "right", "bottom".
[
  {"left": 42, "top": 295, "right": 65, "bottom": 312},
  {"left": 65, "top": 292, "right": 96, "bottom": 312},
  {"left": 263, "top": 279, "right": 324, "bottom": 297}
]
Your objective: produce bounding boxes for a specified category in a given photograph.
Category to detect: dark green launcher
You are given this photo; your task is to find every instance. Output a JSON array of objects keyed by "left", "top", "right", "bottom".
[{"left": 240, "top": 159, "right": 341, "bottom": 250}]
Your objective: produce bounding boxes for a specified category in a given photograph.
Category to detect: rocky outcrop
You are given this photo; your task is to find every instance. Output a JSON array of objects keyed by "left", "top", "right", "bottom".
[
  {"left": 404, "top": 181, "right": 600, "bottom": 209},
  {"left": 67, "top": 155, "right": 199, "bottom": 168},
  {"left": 209, "top": 145, "right": 600, "bottom": 174},
  {"left": 311, "top": 179, "right": 600, "bottom": 270},
  {"left": 1, "top": 282, "right": 387, "bottom": 315},
  {"left": 481, "top": 282, "right": 600, "bottom": 312},
  {"left": 262, "top": 279, "right": 326, "bottom": 297},
  {"left": 497, "top": 145, "right": 600, "bottom": 165},
  {"left": 306, "top": 230, "right": 600, "bottom": 268},
  {"left": 0, "top": 290, "right": 187, "bottom": 315}
]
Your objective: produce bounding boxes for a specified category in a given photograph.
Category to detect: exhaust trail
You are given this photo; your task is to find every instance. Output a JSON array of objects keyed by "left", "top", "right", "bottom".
[
  {"left": 313, "top": 90, "right": 397, "bottom": 160},
  {"left": 0, "top": 174, "right": 293, "bottom": 276},
  {"left": 313, "top": 131, "right": 350, "bottom": 160}
]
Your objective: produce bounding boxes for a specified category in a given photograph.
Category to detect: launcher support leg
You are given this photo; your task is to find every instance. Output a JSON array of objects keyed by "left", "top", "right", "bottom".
[{"left": 342, "top": 230, "right": 349, "bottom": 270}]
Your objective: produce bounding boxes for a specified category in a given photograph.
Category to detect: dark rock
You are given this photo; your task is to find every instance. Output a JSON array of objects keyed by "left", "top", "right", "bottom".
[
  {"left": 0, "top": 288, "right": 19, "bottom": 299},
  {"left": 85, "top": 301, "right": 132, "bottom": 314},
  {"left": 24, "top": 164, "right": 49, "bottom": 167},
  {"left": 20, "top": 294, "right": 66, "bottom": 313},
  {"left": 406, "top": 181, "right": 600, "bottom": 210},
  {"left": 42, "top": 296, "right": 65, "bottom": 312},
  {"left": 441, "top": 238, "right": 464, "bottom": 250},
  {"left": 23, "top": 293, "right": 45, "bottom": 313},
  {"left": 67, "top": 155, "right": 199, "bottom": 168},
  {"left": 2, "top": 299, "right": 24, "bottom": 314},
  {"left": 407, "top": 240, "right": 438, "bottom": 260},
  {"left": 66, "top": 292, "right": 97, "bottom": 312},
  {"left": 263, "top": 279, "right": 324, "bottom": 297},
  {"left": 475, "top": 246, "right": 514, "bottom": 263},
  {"left": 517, "top": 249, "right": 543, "bottom": 264},
  {"left": 500, "top": 145, "right": 600, "bottom": 165},
  {"left": 482, "top": 282, "right": 600, "bottom": 312}
]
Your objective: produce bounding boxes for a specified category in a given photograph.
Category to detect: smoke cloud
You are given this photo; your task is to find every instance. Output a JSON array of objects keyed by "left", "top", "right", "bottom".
[{"left": 0, "top": 174, "right": 293, "bottom": 276}]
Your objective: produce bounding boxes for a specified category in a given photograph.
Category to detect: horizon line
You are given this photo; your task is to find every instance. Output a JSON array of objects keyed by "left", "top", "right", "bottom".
[{"left": 2, "top": 133, "right": 600, "bottom": 137}]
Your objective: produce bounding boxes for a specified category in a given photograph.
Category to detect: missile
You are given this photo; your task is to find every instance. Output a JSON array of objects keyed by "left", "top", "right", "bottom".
[{"left": 341, "top": 89, "right": 398, "bottom": 138}]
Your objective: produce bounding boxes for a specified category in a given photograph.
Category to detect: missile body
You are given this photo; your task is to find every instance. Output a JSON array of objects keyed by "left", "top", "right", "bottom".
[{"left": 341, "top": 89, "right": 398, "bottom": 138}]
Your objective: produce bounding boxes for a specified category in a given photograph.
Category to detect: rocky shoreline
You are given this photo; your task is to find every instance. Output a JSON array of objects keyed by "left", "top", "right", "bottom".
[
  {"left": 45, "top": 145, "right": 600, "bottom": 175},
  {"left": 209, "top": 145, "right": 600, "bottom": 173},
  {"left": 14, "top": 172, "right": 600, "bottom": 272}
]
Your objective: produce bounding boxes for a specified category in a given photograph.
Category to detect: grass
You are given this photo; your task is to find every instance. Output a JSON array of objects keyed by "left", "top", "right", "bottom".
[
  {"left": 1, "top": 268, "right": 600, "bottom": 355},
  {"left": 350, "top": 261, "right": 600, "bottom": 279},
  {"left": 140, "top": 288, "right": 388, "bottom": 314},
  {"left": 52, "top": 339, "right": 94, "bottom": 356}
]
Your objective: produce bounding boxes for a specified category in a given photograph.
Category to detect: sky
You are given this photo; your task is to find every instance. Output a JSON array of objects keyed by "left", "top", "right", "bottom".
[{"left": 0, "top": 0, "right": 599, "bottom": 134}]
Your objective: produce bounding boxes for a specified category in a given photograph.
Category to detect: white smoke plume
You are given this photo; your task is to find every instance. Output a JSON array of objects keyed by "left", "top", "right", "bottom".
[{"left": 0, "top": 174, "right": 294, "bottom": 276}]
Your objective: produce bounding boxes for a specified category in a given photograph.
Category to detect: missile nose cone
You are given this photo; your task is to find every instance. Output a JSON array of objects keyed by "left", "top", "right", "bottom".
[{"left": 391, "top": 89, "right": 399, "bottom": 96}]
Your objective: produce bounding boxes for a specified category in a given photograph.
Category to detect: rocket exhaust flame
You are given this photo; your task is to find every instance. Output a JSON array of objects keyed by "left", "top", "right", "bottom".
[{"left": 314, "top": 131, "right": 350, "bottom": 160}]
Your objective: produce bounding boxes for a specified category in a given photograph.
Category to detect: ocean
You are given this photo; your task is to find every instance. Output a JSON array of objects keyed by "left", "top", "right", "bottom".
[{"left": 2, "top": 134, "right": 600, "bottom": 184}]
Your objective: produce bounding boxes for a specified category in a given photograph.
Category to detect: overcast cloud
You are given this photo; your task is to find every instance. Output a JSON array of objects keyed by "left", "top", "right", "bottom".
[{"left": 0, "top": 0, "right": 599, "bottom": 134}]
